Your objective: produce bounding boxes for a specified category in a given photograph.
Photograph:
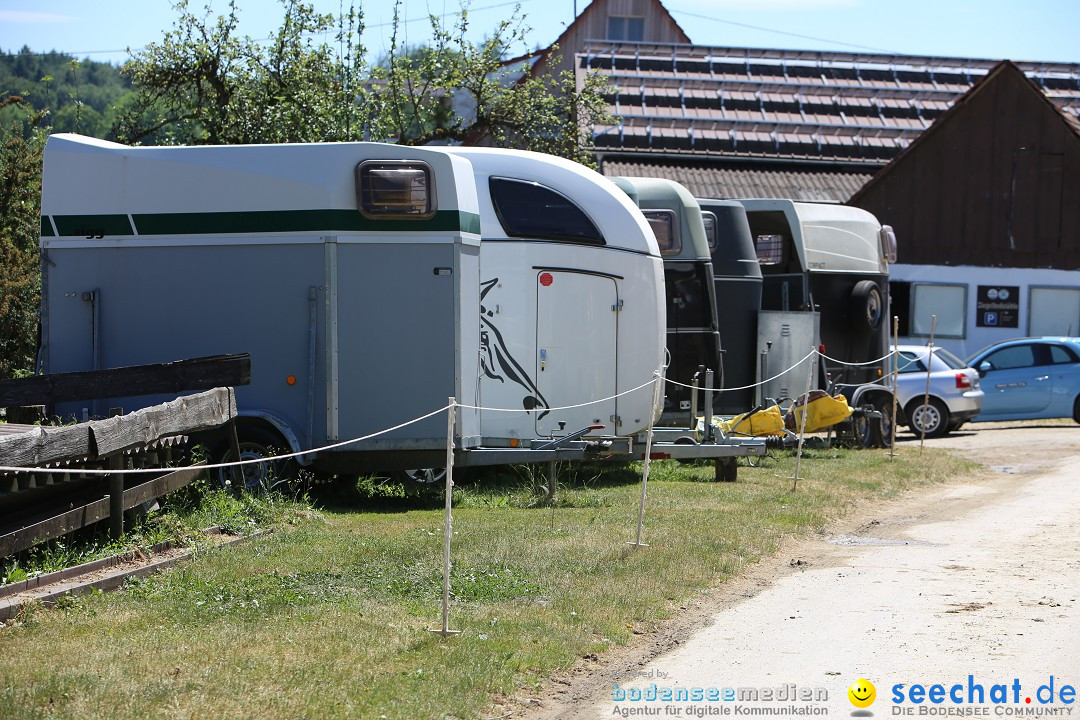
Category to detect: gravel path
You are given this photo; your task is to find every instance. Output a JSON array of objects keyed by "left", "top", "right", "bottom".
[{"left": 522, "top": 423, "right": 1080, "bottom": 719}]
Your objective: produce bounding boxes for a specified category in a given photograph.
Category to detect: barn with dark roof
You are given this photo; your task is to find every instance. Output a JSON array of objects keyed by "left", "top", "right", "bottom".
[{"left": 531, "top": 0, "right": 1080, "bottom": 355}]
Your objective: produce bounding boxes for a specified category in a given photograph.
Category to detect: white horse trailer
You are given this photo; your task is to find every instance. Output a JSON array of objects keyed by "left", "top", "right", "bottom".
[
  {"left": 441, "top": 147, "right": 666, "bottom": 444},
  {"left": 38, "top": 134, "right": 665, "bottom": 476}
]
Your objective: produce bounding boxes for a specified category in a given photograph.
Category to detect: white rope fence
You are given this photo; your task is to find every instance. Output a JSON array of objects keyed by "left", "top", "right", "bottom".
[
  {"left": 3, "top": 332, "right": 924, "bottom": 638},
  {"left": 3, "top": 343, "right": 925, "bottom": 479}
]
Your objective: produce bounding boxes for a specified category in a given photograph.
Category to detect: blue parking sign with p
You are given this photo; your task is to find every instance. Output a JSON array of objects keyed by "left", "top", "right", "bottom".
[{"left": 984, "top": 311, "right": 998, "bottom": 326}]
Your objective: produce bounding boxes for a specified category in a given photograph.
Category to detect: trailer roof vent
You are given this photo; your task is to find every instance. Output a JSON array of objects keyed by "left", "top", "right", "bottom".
[
  {"left": 642, "top": 209, "right": 681, "bottom": 255},
  {"left": 356, "top": 161, "right": 435, "bottom": 218}
]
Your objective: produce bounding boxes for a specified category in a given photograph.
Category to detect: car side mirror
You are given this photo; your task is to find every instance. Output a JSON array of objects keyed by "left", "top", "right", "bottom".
[{"left": 978, "top": 361, "right": 991, "bottom": 377}]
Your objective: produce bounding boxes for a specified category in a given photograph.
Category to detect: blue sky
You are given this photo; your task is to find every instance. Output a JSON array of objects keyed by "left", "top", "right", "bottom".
[{"left": 1, "top": 0, "right": 1078, "bottom": 66}]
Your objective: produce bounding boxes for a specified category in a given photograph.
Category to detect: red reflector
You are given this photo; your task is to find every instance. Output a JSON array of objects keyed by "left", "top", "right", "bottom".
[
  {"left": 818, "top": 344, "right": 826, "bottom": 353},
  {"left": 647, "top": 453, "right": 672, "bottom": 460},
  {"left": 539, "top": 272, "right": 554, "bottom": 287},
  {"left": 955, "top": 372, "right": 972, "bottom": 389}
]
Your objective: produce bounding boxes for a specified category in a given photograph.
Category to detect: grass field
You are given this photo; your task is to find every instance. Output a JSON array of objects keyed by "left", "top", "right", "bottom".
[{"left": 0, "top": 447, "right": 976, "bottom": 720}]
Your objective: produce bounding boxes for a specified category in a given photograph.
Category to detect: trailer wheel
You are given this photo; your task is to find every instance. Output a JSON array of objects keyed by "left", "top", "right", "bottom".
[
  {"left": 399, "top": 467, "right": 446, "bottom": 484},
  {"left": 850, "top": 281, "right": 883, "bottom": 334},
  {"left": 852, "top": 403, "right": 886, "bottom": 448},
  {"left": 214, "top": 425, "right": 295, "bottom": 493},
  {"left": 872, "top": 396, "right": 895, "bottom": 447},
  {"left": 906, "top": 397, "right": 949, "bottom": 439}
]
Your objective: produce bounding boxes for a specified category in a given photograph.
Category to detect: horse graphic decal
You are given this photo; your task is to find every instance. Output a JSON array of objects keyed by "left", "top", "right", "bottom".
[{"left": 479, "top": 278, "right": 550, "bottom": 419}]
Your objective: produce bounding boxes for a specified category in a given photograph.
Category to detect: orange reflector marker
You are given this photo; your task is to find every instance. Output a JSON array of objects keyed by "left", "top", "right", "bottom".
[
  {"left": 509, "top": 438, "right": 519, "bottom": 447},
  {"left": 286, "top": 375, "right": 297, "bottom": 385}
]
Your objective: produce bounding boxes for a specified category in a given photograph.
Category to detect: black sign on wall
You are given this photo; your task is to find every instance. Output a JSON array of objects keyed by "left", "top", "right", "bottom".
[{"left": 976, "top": 285, "right": 1020, "bottom": 328}]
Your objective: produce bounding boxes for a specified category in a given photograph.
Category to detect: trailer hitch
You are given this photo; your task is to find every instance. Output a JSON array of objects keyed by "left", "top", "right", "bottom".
[{"left": 534, "top": 424, "right": 606, "bottom": 451}]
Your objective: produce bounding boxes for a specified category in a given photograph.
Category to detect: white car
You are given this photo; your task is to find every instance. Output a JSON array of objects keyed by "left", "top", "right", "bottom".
[{"left": 891, "top": 345, "right": 984, "bottom": 438}]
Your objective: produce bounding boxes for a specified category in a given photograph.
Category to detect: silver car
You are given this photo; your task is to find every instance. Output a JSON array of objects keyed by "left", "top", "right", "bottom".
[{"left": 890, "top": 345, "right": 985, "bottom": 438}]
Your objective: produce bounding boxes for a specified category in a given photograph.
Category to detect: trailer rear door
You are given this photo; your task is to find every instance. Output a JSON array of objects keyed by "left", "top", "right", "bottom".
[{"left": 535, "top": 270, "right": 618, "bottom": 436}]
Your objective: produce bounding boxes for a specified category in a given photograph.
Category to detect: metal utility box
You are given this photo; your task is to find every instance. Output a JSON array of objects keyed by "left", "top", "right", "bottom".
[{"left": 756, "top": 310, "right": 821, "bottom": 404}]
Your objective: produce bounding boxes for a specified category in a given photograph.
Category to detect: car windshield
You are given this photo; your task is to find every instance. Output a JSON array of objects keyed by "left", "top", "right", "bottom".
[{"left": 933, "top": 347, "right": 966, "bottom": 370}]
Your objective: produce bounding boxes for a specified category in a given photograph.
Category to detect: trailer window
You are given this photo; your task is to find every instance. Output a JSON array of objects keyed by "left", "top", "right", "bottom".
[
  {"left": 701, "top": 211, "right": 718, "bottom": 252},
  {"left": 489, "top": 177, "right": 604, "bottom": 244},
  {"left": 643, "top": 210, "right": 680, "bottom": 255},
  {"left": 744, "top": 211, "right": 798, "bottom": 273},
  {"left": 755, "top": 234, "right": 784, "bottom": 265},
  {"left": 356, "top": 161, "right": 435, "bottom": 218}
]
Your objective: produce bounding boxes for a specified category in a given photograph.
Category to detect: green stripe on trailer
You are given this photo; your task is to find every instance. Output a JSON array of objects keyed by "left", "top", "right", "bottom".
[
  {"left": 53, "top": 214, "right": 134, "bottom": 237},
  {"left": 40, "top": 217, "right": 54, "bottom": 237},
  {"left": 132, "top": 209, "right": 481, "bottom": 236}
]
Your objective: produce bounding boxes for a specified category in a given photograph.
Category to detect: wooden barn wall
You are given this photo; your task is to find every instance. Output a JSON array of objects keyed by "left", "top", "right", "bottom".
[
  {"left": 852, "top": 68, "right": 1080, "bottom": 270},
  {"left": 535, "top": 0, "right": 688, "bottom": 77}
]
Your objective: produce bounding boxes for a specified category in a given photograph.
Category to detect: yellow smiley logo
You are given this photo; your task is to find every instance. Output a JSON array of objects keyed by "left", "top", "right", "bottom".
[{"left": 848, "top": 678, "right": 876, "bottom": 708}]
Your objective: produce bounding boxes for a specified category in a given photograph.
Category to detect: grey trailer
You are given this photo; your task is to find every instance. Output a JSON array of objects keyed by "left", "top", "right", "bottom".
[
  {"left": 612, "top": 177, "right": 722, "bottom": 426},
  {"left": 39, "top": 135, "right": 667, "bottom": 478}
]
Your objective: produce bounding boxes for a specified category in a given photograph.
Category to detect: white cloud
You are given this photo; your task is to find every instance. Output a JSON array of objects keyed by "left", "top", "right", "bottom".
[{"left": 0, "top": 11, "right": 78, "bottom": 24}]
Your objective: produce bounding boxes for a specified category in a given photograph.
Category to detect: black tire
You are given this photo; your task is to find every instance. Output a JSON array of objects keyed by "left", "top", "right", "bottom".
[
  {"left": 213, "top": 425, "right": 294, "bottom": 492},
  {"left": 906, "top": 397, "right": 950, "bottom": 439},
  {"left": 398, "top": 467, "right": 447, "bottom": 484},
  {"left": 1073, "top": 396, "right": 1080, "bottom": 424},
  {"left": 852, "top": 402, "right": 886, "bottom": 448},
  {"left": 867, "top": 396, "right": 895, "bottom": 448},
  {"left": 850, "top": 281, "right": 884, "bottom": 334}
]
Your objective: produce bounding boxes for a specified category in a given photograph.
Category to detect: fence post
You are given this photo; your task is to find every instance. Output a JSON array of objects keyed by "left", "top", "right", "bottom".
[
  {"left": 792, "top": 348, "right": 816, "bottom": 491},
  {"left": 629, "top": 371, "right": 664, "bottom": 548},
  {"left": 430, "top": 397, "right": 461, "bottom": 637},
  {"left": 919, "top": 316, "right": 937, "bottom": 453},
  {"left": 889, "top": 315, "right": 900, "bottom": 457}
]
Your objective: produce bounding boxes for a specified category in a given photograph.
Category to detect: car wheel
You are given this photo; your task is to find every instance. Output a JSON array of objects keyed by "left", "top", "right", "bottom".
[
  {"left": 213, "top": 425, "right": 295, "bottom": 492},
  {"left": 1073, "top": 396, "right": 1080, "bottom": 424},
  {"left": 906, "top": 397, "right": 950, "bottom": 439},
  {"left": 850, "top": 281, "right": 883, "bottom": 334}
]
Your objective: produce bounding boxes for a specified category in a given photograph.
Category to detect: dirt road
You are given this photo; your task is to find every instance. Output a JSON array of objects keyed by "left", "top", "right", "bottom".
[{"left": 525, "top": 423, "right": 1080, "bottom": 718}]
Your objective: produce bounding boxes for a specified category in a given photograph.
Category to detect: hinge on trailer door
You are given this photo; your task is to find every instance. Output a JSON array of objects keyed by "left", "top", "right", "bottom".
[
  {"left": 610, "top": 414, "right": 621, "bottom": 426},
  {"left": 612, "top": 299, "right": 624, "bottom": 312}
]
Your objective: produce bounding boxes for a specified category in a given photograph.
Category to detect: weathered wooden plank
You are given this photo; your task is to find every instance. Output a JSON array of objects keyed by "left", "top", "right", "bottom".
[
  {"left": 0, "top": 497, "right": 111, "bottom": 557},
  {"left": 90, "top": 387, "right": 236, "bottom": 457},
  {"left": 0, "top": 538, "right": 178, "bottom": 599},
  {"left": 0, "top": 424, "right": 93, "bottom": 467},
  {"left": 121, "top": 467, "right": 204, "bottom": 509},
  {"left": 0, "top": 354, "right": 250, "bottom": 408}
]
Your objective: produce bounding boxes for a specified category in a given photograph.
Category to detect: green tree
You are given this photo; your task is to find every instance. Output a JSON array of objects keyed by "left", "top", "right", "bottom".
[
  {"left": 366, "top": 2, "right": 612, "bottom": 166},
  {"left": 113, "top": 0, "right": 366, "bottom": 145},
  {"left": 0, "top": 96, "right": 45, "bottom": 379},
  {"left": 115, "top": 0, "right": 614, "bottom": 165},
  {"left": 0, "top": 49, "right": 131, "bottom": 137}
]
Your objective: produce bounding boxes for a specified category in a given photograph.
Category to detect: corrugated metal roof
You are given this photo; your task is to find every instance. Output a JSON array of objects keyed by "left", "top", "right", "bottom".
[{"left": 601, "top": 160, "right": 873, "bottom": 203}]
